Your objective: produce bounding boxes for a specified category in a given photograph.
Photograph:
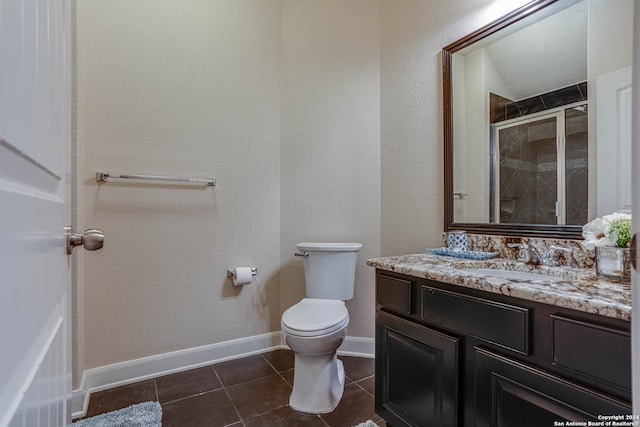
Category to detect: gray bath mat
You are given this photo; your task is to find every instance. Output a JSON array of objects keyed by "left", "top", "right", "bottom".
[
  {"left": 353, "top": 421, "right": 380, "bottom": 427},
  {"left": 73, "top": 401, "right": 162, "bottom": 427}
]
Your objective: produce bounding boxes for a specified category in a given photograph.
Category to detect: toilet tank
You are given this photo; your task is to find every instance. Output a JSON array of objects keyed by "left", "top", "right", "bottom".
[{"left": 296, "top": 242, "right": 362, "bottom": 300}]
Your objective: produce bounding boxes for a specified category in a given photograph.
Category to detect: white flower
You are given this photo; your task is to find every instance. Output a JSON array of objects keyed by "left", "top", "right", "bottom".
[
  {"left": 582, "top": 218, "right": 611, "bottom": 249},
  {"left": 582, "top": 212, "right": 632, "bottom": 250}
]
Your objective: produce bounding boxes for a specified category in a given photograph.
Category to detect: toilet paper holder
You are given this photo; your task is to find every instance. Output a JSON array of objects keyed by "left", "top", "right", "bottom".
[{"left": 226, "top": 267, "right": 258, "bottom": 278}]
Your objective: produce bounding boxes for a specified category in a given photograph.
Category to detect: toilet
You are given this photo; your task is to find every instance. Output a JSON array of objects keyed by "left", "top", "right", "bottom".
[{"left": 281, "top": 242, "right": 362, "bottom": 414}]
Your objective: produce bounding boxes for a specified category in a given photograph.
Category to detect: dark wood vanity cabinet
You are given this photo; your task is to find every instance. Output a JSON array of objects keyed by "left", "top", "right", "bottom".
[
  {"left": 376, "top": 310, "right": 459, "bottom": 426},
  {"left": 374, "top": 271, "right": 632, "bottom": 427}
]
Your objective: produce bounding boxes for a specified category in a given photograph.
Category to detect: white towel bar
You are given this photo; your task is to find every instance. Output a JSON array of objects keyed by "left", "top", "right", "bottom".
[{"left": 96, "top": 172, "right": 216, "bottom": 187}]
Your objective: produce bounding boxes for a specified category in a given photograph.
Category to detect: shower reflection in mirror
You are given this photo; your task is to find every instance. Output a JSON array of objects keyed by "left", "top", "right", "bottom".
[{"left": 489, "top": 98, "right": 588, "bottom": 226}]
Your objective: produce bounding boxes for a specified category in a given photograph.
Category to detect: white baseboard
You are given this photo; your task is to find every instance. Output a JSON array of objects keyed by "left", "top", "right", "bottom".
[
  {"left": 338, "top": 335, "right": 375, "bottom": 358},
  {"left": 71, "top": 332, "right": 283, "bottom": 418},
  {"left": 71, "top": 333, "right": 373, "bottom": 419}
]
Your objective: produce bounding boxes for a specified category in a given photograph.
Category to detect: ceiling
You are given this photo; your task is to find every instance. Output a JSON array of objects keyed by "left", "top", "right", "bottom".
[{"left": 476, "top": 1, "right": 587, "bottom": 100}]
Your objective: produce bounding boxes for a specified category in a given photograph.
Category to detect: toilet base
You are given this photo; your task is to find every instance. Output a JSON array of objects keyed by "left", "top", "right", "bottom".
[{"left": 289, "top": 352, "right": 345, "bottom": 414}]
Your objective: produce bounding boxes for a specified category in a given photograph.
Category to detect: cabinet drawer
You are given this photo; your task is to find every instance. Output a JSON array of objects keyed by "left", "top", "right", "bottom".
[
  {"left": 376, "top": 274, "right": 412, "bottom": 314},
  {"left": 422, "top": 286, "right": 530, "bottom": 354},
  {"left": 551, "top": 314, "right": 631, "bottom": 392}
]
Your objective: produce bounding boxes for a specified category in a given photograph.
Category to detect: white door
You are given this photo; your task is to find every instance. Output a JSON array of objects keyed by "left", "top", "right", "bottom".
[
  {"left": 597, "top": 66, "right": 632, "bottom": 216},
  {"left": 632, "top": 0, "right": 640, "bottom": 414},
  {"left": 0, "top": 1, "right": 72, "bottom": 426}
]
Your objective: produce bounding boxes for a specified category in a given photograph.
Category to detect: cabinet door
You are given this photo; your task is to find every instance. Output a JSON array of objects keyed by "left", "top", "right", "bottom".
[
  {"left": 376, "top": 311, "right": 459, "bottom": 427},
  {"left": 474, "top": 347, "right": 631, "bottom": 427}
]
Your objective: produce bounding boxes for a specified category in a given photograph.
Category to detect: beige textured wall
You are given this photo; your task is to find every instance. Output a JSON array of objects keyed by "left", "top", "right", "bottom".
[
  {"left": 280, "top": 0, "right": 381, "bottom": 338},
  {"left": 74, "top": 0, "right": 549, "bottom": 384},
  {"left": 379, "top": 0, "right": 530, "bottom": 256},
  {"left": 77, "top": 0, "right": 382, "bottom": 376},
  {"left": 79, "top": 0, "right": 282, "bottom": 369}
]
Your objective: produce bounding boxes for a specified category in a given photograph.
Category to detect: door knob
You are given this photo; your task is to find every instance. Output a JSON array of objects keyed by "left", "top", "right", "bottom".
[{"left": 65, "top": 226, "right": 105, "bottom": 254}]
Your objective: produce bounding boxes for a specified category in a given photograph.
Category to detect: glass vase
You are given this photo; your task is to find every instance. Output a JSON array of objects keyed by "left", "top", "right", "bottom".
[{"left": 595, "top": 246, "right": 631, "bottom": 282}]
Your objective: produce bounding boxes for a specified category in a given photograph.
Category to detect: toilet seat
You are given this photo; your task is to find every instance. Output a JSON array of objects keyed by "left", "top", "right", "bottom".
[{"left": 282, "top": 298, "right": 349, "bottom": 337}]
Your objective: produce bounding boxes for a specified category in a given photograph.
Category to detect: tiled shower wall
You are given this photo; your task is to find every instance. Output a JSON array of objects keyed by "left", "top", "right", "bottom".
[
  {"left": 493, "top": 83, "right": 588, "bottom": 225},
  {"left": 490, "top": 82, "right": 587, "bottom": 123}
]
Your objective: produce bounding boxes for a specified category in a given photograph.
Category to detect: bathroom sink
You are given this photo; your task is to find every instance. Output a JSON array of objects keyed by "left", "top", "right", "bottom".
[{"left": 450, "top": 260, "right": 592, "bottom": 282}]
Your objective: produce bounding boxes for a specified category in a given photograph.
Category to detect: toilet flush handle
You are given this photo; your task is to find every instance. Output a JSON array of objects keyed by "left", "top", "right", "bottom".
[{"left": 294, "top": 251, "right": 309, "bottom": 257}]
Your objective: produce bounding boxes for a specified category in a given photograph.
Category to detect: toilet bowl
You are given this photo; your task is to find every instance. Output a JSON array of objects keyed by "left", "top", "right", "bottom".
[{"left": 281, "top": 298, "right": 349, "bottom": 414}]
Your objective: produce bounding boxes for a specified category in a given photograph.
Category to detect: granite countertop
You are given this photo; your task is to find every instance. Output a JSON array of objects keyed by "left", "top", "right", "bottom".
[{"left": 367, "top": 253, "right": 632, "bottom": 321}]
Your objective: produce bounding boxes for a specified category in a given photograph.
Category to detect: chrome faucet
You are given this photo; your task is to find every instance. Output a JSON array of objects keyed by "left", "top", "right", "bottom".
[
  {"left": 514, "top": 244, "right": 541, "bottom": 265},
  {"left": 543, "top": 245, "right": 572, "bottom": 266},
  {"left": 510, "top": 244, "right": 572, "bottom": 266}
]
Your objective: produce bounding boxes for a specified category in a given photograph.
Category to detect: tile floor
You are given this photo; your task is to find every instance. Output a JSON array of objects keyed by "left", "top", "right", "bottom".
[{"left": 76, "top": 349, "right": 387, "bottom": 427}]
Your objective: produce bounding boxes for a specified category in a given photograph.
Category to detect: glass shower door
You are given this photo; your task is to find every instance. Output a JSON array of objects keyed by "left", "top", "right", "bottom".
[
  {"left": 492, "top": 115, "right": 559, "bottom": 224},
  {"left": 564, "top": 106, "right": 589, "bottom": 225},
  {"left": 491, "top": 103, "right": 588, "bottom": 225}
]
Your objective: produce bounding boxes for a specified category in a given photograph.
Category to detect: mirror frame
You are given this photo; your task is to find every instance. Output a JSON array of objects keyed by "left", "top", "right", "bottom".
[{"left": 443, "top": 0, "right": 584, "bottom": 239}]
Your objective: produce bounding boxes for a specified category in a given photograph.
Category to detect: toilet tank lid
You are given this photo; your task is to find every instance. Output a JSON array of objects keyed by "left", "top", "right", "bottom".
[{"left": 297, "top": 242, "right": 362, "bottom": 252}]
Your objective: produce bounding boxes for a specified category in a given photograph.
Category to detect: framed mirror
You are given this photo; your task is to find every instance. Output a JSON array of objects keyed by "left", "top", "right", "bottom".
[{"left": 443, "top": 0, "right": 633, "bottom": 238}]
